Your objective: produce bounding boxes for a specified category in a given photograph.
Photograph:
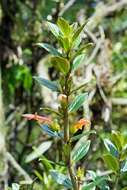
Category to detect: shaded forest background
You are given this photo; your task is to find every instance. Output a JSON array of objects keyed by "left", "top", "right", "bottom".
[{"left": 0, "top": 0, "right": 127, "bottom": 189}]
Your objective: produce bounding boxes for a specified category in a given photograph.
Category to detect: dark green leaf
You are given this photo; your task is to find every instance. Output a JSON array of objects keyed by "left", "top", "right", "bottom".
[
  {"left": 47, "top": 21, "right": 60, "bottom": 37},
  {"left": 103, "top": 154, "right": 119, "bottom": 173},
  {"left": 50, "top": 170, "right": 72, "bottom": 188},
  {"left": 68, "top": 93, "right": 88, "bottom": 112},
  {"left": 51, "top": 56, "right": 70, "bottom": 74},
  {"left": 34, "top": 76, "right": 59, "bottom": 92},
  {"left": 71, "top": 130, "right": 96, "bottom": 142},
  {"left": 72, "top": 140, "right": 91, "bottom": 162},
  {"left": 36, "top": 43, "right": 61, "bottom": 56},
  {"left": 72, "top": 54, "right": 85, "bottom": 71},
  {"left": 104, "top": 139, "right": 119, "bottom": 157}
]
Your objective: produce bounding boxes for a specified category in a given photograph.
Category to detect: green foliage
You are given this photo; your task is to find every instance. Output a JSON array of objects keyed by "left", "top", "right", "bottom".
[
  {"left": 72, "top": 140, "right": 91, "bottom": 162},
  {"left": 50, "top": 170, "right": 72, "bottom": 188},
  {"left": 68, "top": 93, "right": 88, "bottom": 112},
  {"left": 34, "top": 76, "right": 59, "bottom": 92}
]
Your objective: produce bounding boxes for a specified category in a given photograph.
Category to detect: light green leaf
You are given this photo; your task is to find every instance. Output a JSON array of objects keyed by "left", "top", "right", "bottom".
[
  {"left": 36, "top": 43, "right": 61, "bottom": 56},
  {"left": 50, "top": 170, "right": 72, "bottom": 188},
  {"left": 103, "top": 154, "right": 119, "bottom": 173},
  {"left": 12, "top": 183, "right": 20, "bottom": 190},
  {"left": 25, "top": 141, "right": 52, "bottom": 163},
  {"left": 57, "top": 17, "right": 72, "bottom": 36},
  {"left": 104, "top": 139, "right": 119, "bottom": 157},
  {"left": 72, "top": 140, "right": 91, "bottom": 162},
  {"left": 33, "top": 76, "right": 59, "bottom": 92},
  {"left": 68, "top": 93, "right": 88, "bottom": 112},
  {"left": 72, "top": 23, "right": 86, "bottom": 44},
  {"left": 72, "top": 54, "right": 85, "bottom": 71},
  {"left": 111, "top": 130, "right": 123, "bottom": 152},
  {"left": 47, "top": 21, "right": 60, "bottom": 37},
  {"left": 51, "top": 56, "right": 70, "bottom": 74}
]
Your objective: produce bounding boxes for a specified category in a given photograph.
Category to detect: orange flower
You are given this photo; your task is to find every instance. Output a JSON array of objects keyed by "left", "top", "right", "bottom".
[
  {"left": 74, "top": 118, "right": 91, "bottom": 130},
  {"left": 22, "top": 114, "right": 51, "bottom": 123}
]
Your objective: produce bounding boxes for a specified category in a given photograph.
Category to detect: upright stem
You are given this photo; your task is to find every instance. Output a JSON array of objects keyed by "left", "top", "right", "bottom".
[{"left": 62, "top": 73, "right": 78, "bottom": 190}]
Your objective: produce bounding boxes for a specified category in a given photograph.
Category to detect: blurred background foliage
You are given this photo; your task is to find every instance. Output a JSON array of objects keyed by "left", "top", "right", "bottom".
[{"left": 0, "top": 0, "right": 127, "bottom": 189}]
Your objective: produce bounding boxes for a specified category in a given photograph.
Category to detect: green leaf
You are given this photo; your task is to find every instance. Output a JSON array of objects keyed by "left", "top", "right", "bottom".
[
  {"left": 51, "top": 56, "right": 70, "bottom": 74},
  {"left": 25, "top": 141, "right": 52, "bottom": 163},
  {"left": 82, "top": 176, "right": 109, "bottom": 190},
  {"left": 72, "top": 140, "right": 91, "bottom": 162},
  {"left": 36, "top": 43, "right": 61, "bottom": 56},
  {"left": 104, "top": 139, "right": 119, "bottom": 157},
  {"left": 47, "top": 21, "right": 60, "bottom": 37},
  {"left": 58, "top": 36, "right": 70, "bottom": 52},
  {"left": 50, "top": 170, "right": 72, "bottom": 188},
  {"left": 12, "top": 184, "right": 20, "bottom": 190},
  {"left": 39, "top": 155, "right": 53, "bottom": 171},
  {"left": 34, "top": 76, "right": 59, "bottom": 92},
  {"left": 72, "top": 23, "right": 86, "bottom": 44},
  {"left": 103, "top": 154, "right": 119, "bottom": 173},
  {"left": 41, "top": 124, "right": 61, "bottom": 138},
  {"left": 72, "top": 54, "right": 85, "bottom": 71},
  {"left": 111, "top": 130, "right": 123, "bottom": 152},
  {"left": 71, "top": 130, "right": 96, "bottom": 142},
  {"left": 57, "top": 17, "right": 72, "bottom": 36},
  {"left": 121, "top": 159, "right": 127, "bottom": 173},
  {"left": 121, "top": 187, "right": 127, "bottom": 190},
  {"left": 68, "top": 93, "right": 88, "bottom": 112}
]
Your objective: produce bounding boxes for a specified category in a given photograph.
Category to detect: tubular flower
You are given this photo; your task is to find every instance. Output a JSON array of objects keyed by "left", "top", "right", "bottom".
[
  {"left": 22, "top": 114, "right": 51, "bottom": 124},
  {"left": 74, "top": 118, "right": 91, "bottom": 130}
]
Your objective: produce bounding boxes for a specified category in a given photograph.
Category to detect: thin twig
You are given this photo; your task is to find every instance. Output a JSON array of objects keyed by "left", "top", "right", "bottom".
[
  {"left": 59, "top": 0, "right": 76, "bottom": 16},
  {"left": 6, "top": 152, "right": 32, "bottom": 185}
]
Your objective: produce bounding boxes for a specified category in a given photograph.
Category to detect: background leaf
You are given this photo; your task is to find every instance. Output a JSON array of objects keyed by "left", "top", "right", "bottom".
[{"left": 25, "top": 141, "right": 52, "bottom": 163}]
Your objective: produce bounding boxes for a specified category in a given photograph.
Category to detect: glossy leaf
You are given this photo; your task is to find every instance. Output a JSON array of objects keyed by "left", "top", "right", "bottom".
[
  {"left": 103, "top": 154, "right": 119, "bottom": 173},
  {"left": 104, "top": 139, "right": 119, "bottom": 157},
  {"left": 36, "top": 43, "right": 61, "bottom": 56},
  {"left": 34, "top": 76, "right": 59, "bottom": 92},
  {"left": 50, "top": 170, "right": 72, "bottom": 188},
  {"left": 82, "top": 176, "right": 109, "bottom": 190},
  {"left": 72, "top": 54, "right": 85, "bottom": 71},
  {"left": 111, "top": 130, "right": 123, "bottom": 152},
  {"left": 25, "top": 141, "right": 52, "bottom": 163},
  {"left": 41, "top": 124, "right": 60, "bottom": 137},
  {"left": 47, "top": 21, "right": 60, "bottom": 37},
  {"left": 71, "top": 130, "right": 96, "bottom": 142},
  {"left": 68, "top": 93, "right": 88, "bottom": 113},
  {"left": 121, "top": 159, "right": 127, "bottom": 173},
  {"left": 51, "top": 56, "right": 70, "bottom": 74},
  {"left": 57, "top": 17, "right": 72, "bottom": 36},
  {"left": 72, "top": 140, "right": 91, "bottom": 162}
]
